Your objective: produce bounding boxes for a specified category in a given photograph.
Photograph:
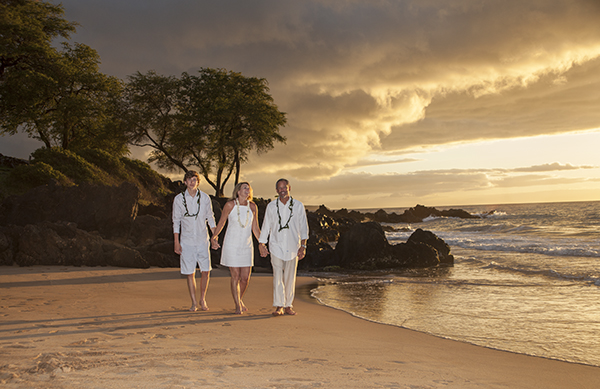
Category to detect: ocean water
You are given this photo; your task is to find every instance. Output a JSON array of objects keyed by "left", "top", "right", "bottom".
[{"left": 310, "top": 201, "right": 600, "bottom": 366}]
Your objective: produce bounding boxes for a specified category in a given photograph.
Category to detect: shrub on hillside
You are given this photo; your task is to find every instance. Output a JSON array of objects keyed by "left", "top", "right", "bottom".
[
  {"left": 7, "top": 162, "right": 74, "bottom": 192},
  {"left": 77, "top": 148, "right": 133, "bottom": 181},
  {"left": 120, "top": 157, "right": 170, "bottom": 194},
  {"left": 31, "top": 148, "right": 113, "bottom": 185},
  {"left": 1, "top": 148, "right": 174, "bottom": 205}
]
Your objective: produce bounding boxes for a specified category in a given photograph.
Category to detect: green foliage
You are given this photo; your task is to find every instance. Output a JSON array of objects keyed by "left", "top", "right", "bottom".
[
  {"left": 2, "top": 3, "right": 286, "bottom": 200},
  {"left": 31, "top": 148, "right": 111, "bottom": 184},
  {"left": 77, "top": 148, "right": 133, "bottom": 181},
  {"left": 121, "top": 68, "right": 286, "bottom": 197},
  {"left": 0, "top": 167, "right": 12, "bottom": 198},
  {"left": 1, "top": 2, "right": 128, "bottom": 155},
  {"left": 0, "top": 147, "right": 174, "bottom": 203},
  {"left": 120, "top": 157, "right": 169, "bottom": 190},
  {"left": 0, "top": 0, "right": 77, "bottom": 82},
  {"left": 177, "top": 68, "right": 286, "bottom": 196},
  {"left": 121, "top": 70, "right": 186, "bottom": 172},
  {"left": 6, "top": 162, "right": 73, "bottom": 193}
]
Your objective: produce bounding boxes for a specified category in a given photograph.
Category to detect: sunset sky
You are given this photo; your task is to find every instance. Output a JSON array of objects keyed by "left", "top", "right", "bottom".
[{"left": 3, "top": 0, "right": 600, "bottom": 209}]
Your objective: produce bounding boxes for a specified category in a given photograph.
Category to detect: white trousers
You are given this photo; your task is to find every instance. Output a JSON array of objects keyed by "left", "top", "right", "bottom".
[{"left": 271, "top": 254, "right": 298, "bottom": 308}]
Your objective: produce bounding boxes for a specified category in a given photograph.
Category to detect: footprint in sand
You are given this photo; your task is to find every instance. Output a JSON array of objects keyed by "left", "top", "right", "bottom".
[
  {"left": 294, "top": 358, "right": 329, "bottom": 365},
  {"left": 67, "top": 338, "right": 99, "bottom": 347},
  {"left": 270, "top": 378, "right": 317, "bottom": 384},
  {"left": 6, "top": 344, "right": 34, "bottom": 349}
]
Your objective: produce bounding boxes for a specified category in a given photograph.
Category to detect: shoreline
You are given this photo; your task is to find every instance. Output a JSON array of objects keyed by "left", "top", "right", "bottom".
[
  {"left": 311, "top": 290, "right": 600, "bottom": 369},
  {"left": 2, "top": 266, "right": 599, "bottom": 388}
]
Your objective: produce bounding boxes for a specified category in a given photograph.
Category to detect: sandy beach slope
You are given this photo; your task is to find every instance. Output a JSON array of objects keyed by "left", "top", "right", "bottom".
[{"left": 1, "top": 266, "right": 599, "bottom": 388}]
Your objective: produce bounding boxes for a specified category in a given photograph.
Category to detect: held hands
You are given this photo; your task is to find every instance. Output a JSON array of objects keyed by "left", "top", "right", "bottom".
[
  {"left": 211, "top": 236, "right": 220, "bottom": 250},
  {"left": 259, "top": 243, "right": 269, "bottom": 257}
]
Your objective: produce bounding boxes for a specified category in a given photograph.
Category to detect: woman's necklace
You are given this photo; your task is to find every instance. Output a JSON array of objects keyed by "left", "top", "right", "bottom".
[
  {"left": 182, "top": 190, "right": 200, "bottom": 218},
  {"left": 236, "top": 199, "right": 251, "bottom": 228},
  {"left": 276, "top": 197, "right": 294, "bottom": 232}
]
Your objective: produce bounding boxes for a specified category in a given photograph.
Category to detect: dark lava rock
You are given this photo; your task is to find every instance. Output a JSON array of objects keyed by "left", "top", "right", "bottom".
[{"left": 0, "top": 182, "right": 140, "bottom": 239}]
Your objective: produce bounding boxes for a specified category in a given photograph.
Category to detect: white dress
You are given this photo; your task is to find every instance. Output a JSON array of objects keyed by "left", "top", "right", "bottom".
[{"left": 220, "top": 201, "right": 254, "bottom": 267}]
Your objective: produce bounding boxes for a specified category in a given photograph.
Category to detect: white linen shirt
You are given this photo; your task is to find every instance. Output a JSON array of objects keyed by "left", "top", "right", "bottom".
[
  {"left": 259, "top": 197, "right": 309, "bottom": 261},
  {"left": 172, "top": 189, "right": 216, "bottom": 246}
]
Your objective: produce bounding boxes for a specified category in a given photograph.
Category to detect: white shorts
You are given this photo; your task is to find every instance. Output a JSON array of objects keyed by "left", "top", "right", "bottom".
[{"left": 180, "top": 244, "right": 211, "bottom": 274}]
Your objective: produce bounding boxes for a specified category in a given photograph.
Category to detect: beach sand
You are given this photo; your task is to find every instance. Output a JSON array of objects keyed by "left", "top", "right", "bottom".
[{"left": 1, "top": 266, "right": 599, "bottom": 388}]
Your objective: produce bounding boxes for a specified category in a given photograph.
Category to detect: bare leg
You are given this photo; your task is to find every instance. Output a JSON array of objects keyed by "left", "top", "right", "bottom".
[
  {"left": 229, "top": 267, "right": 243, "bottom": 314},
  {"left": 238, "top": 267, "right": 252, "bottom": 312},
  {"left": 186, "top": 273, "right": 197, "bottom": 312},
  {"left": 198, "top": 271, "right": 210, "bottom": 311}
]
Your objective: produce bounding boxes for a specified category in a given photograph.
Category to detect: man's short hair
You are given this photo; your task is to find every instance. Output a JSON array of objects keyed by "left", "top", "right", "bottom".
[
  {"left": 184, "top": 170, "right": 201, "bottom": 182},
  {"left": 275, "top": 178, "right": 289, "bottom": 188}
]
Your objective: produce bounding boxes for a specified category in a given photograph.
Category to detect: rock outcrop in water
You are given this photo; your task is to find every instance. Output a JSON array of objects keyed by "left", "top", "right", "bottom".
[
  {"left": 0, "top": 183, "right": 458, "bottom": 270},
  {"left": 302, "top": 211, "right": 454, "bottom": 271},
  {"left": 320, "top": 203, "right": 480, "bottom": 223}
]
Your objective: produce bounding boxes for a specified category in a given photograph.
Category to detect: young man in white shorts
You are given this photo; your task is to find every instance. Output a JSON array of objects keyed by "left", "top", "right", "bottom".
[{"left": 173, "top": 170, "right": 216, "bottom": 311}]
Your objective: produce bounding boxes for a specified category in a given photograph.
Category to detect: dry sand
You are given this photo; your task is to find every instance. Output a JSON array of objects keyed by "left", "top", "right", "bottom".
[{"left": 1, "top": 266, "right": 599, "bottom": 388}]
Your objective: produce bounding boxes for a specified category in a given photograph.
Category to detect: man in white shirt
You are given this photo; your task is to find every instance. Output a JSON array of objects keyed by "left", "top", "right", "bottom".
[
  {"left": 173, "top": 170, "right": 216, "bottom": 312},
  {"left": 259, "top": 179, "right": 309, "bottom": 316}
]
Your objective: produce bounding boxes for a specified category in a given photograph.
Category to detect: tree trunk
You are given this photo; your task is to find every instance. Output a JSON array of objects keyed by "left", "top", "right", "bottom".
[{"left": 234, "top": 152, "right": 241, "bottom": 185}]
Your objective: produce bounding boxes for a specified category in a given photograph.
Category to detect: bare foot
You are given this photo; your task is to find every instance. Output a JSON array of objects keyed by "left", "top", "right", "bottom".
[
  {"left": 234, "top": 309, "right": 243, "bottom": 315},
  {"left": 189, "top": 305, "right": 198, "bottom": 312},
  {"left": 241, "top": 302, "right": 248, "bottom": 312},
  {"left": 272, "top": 307, "right": 284, "bottom": 316},
  {"left": 284, "top": 307, "right": 296, "bottom": 315},
  {"left": 199, "top": 301, "right": 209, "bottom": 311}
]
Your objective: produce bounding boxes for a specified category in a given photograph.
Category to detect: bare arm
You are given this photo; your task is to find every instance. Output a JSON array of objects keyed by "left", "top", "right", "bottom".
[
  {"left": 250, "top": 202, "right": 261, "bottom": 241},
  {"left": 213, "top": 201, "right": 234, "bottom": 237},
  {"left": 258, "top": 202, "right": 272, "bottom": 257},
  {"left": 211, "top": 201, "right": 234, "bottom": 249}
]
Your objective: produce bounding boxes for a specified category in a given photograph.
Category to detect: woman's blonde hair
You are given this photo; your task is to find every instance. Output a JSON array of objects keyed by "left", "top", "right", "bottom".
[{"left": 230, "top": 182, "right": 253, "bottom": 201}]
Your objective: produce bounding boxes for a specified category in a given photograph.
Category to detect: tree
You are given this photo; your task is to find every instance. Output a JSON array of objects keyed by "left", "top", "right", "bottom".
[
  {"left": 120, "top": 70, "right": 188, "bottom": 172},
  {"left": 178, "top": 68, "right": 286, "bottom": 196},
  {"left": 0, "top": 0, "right": 76, "bottom": 81},
  {"left": 2, "top": 42, "right": 125, "bottom": 153},
  {"left": 1, "top": 1, "right": 127, "bottom": 155},
  {"left": 121, "top": 68, "right": 286, "bottom": 197}
]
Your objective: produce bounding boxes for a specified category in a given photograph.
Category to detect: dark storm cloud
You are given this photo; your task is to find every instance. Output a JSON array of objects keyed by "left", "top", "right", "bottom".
[
  {"left": 4, "top": 0, "right": 588, "bottom": 206},
  {"left": 55, "top": 0, "right": 600, "bottom": 175}
]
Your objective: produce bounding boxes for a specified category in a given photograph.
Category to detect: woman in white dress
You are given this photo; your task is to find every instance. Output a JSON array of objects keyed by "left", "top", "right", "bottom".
[{"left": 211, "top": 182, "right": 261, "bottom": 314}]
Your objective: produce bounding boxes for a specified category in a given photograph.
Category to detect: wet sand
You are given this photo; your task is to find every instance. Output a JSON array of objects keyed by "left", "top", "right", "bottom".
[{"left": 1, "top": 266, "right": 599, "bottom": 388}]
